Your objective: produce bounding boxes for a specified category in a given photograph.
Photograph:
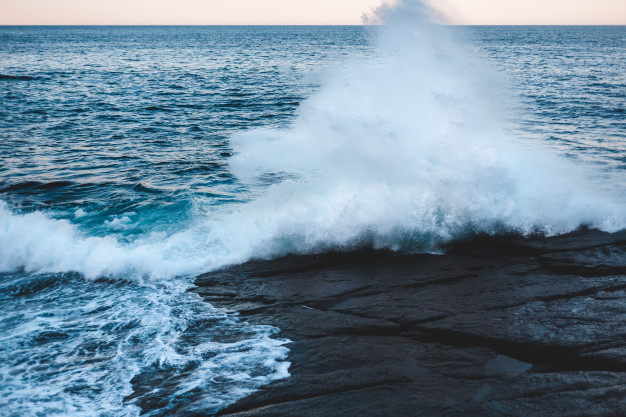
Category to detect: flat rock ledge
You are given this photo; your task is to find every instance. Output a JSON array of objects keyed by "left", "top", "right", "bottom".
[{"left": 192, "top": 229, "right": 626, "bottom": 417}]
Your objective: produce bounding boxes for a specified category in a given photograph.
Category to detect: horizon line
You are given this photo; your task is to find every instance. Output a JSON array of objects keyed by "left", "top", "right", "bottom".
[{"left": 1, "top": 23, "right": 624, "bottom": 27}]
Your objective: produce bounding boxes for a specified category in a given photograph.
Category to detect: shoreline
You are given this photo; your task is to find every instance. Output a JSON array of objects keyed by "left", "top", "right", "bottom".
[{"left": 191, "top": 229, "right": 626, "bottom": 416}]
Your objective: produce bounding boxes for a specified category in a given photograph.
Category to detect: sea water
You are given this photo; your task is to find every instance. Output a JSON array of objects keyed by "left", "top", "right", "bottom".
[{"left": 1, "top": 12, "right": 625, "bottom": 417}]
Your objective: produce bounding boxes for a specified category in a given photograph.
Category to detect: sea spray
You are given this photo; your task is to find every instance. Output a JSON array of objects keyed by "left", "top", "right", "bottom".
[{"left": 227, "top": 0, "right": 625, "bottom": 254}]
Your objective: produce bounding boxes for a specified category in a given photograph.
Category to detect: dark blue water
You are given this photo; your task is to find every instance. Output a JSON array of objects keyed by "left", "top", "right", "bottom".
[
  {"left": 0, "top": 23, "right": 624, "bottom": 416},
  {"left": 467, "top": 26, "right": 625, "bottom": 168}
]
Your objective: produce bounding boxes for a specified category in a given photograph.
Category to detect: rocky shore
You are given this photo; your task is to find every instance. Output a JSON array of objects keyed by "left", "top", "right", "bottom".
[{"left": 192, "top": 229, "right": 626, "bottom": 416}]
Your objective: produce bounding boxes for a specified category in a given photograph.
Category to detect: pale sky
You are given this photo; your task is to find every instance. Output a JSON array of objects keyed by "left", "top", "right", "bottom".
[{"left": 0, "top": 0, "right": 624, "bottom": 25}]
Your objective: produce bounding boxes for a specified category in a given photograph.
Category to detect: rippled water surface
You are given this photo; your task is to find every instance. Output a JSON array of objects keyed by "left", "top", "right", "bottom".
[
  {"left": 0, "top": 25, "right": 624, "bottom": 416},
  {"left": 467, "top": 26, "right": 625, "bottom": 168}
]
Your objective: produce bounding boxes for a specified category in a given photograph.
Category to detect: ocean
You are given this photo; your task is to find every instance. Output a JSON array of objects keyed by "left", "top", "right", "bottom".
[{"left": 0, "top": 22, "right": 624, "bottom": 416}]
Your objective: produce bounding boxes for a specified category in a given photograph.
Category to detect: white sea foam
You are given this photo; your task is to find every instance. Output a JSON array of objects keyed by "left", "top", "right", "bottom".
[{"left": 0, "top": 274, "right": 290, "bottom": 416}]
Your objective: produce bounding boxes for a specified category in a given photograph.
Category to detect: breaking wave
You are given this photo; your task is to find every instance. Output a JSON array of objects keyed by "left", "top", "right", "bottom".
[{"left": 1, "top": 0, "right": 624, "bottom": 282}]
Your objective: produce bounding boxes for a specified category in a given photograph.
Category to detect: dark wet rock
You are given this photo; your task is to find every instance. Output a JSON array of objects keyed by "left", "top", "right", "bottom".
[
  {"left": 539, "top": 245, "right": 626, "bottom": 276},
  {"left": 191, "top": 230, "right": 626, "bottom": 416}
]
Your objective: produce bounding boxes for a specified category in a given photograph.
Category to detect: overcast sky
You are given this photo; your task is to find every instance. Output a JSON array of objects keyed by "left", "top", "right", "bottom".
[{"left": 1, "top": 0, "right": 624, "bottom": 25}]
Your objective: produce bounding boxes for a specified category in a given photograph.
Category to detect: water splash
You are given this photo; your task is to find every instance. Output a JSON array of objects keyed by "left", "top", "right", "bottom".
[{"left": 227, "top": 0, "right": 625, "bottom": 254}]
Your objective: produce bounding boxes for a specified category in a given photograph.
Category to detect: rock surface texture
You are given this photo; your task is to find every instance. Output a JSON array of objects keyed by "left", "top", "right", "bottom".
[{"left": 193, "top": 229, "right": 626, "bottom": 416}]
